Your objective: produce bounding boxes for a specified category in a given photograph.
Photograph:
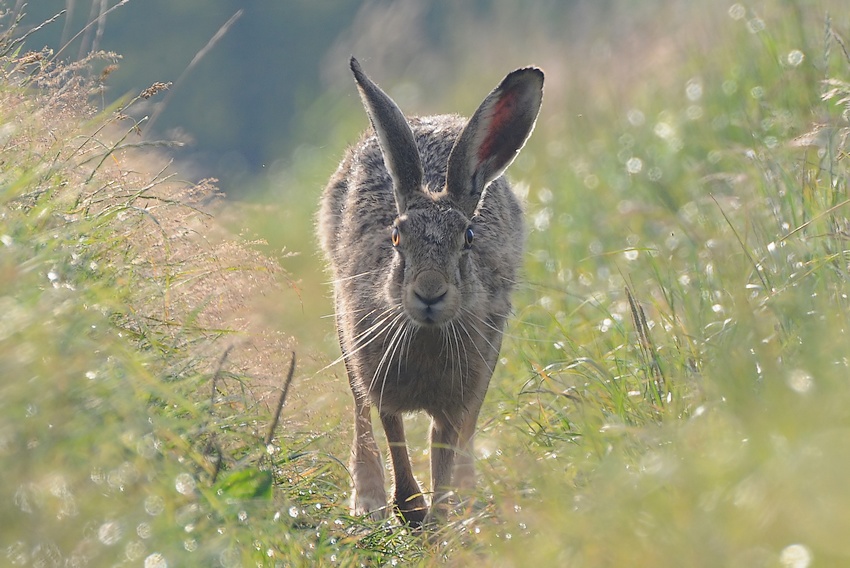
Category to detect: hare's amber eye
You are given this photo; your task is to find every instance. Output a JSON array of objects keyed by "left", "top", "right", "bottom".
[
  {"left": 464, "top": 227, "right": 474, "bottom": 248},
  {"left": 391, "top": 227, "right": 400, "bottom": 247}
]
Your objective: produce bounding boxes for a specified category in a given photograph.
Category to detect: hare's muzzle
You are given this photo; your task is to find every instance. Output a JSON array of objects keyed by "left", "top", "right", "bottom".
[{"left": 406, "top": 269, "right": 456, "bottom": 326}]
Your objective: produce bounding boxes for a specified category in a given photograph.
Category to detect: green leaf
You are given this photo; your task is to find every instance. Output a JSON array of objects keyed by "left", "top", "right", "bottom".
[{"left": 215, "top": 469, "right": 273, "bottom": 501}]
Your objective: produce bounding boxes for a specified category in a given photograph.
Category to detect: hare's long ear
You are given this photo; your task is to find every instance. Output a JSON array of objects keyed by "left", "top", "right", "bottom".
[
  {"left": 446, "top": 67, "right": 543, "bottom": 216},
  {"left": 350, "top": 57, "right": 423, "bottom": 213}
]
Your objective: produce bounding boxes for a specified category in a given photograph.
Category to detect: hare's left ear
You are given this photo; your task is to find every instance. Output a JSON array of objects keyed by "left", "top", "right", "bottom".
[
  {"left": 446, "top": 67, "right": 543, "bottom": 216},
  {"left": 350, "top": 57, "right": 423, "bottom": 214}
]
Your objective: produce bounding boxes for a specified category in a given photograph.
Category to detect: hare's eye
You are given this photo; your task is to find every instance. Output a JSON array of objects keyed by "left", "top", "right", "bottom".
[
  {"left": 464, "top": 227, "right": 474, "bottom": 248},
  {"left": 391, "top": 227, "right": 401, "bottom": 247}
]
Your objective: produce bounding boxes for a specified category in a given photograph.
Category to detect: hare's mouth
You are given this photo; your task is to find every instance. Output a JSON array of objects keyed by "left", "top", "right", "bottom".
[
  {"left": 406, "top": 290, "right": 456, "bottom": 327},
  {"left": 408, "top": 304, "right": 449, "bottom": 327}
]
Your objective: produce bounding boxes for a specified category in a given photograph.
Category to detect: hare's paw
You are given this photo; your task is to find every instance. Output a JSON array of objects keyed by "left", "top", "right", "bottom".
[
  {"left": 395, "top": 492, "right": 427, "bottom": 528},
  {"left": 352, "top": 488, "right": 388, "bottom": 521}
]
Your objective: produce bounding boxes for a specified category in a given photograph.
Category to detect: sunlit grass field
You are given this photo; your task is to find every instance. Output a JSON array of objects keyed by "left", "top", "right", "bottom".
[{"left": 3, "top": 2, "right": 850, "bottom": 566}]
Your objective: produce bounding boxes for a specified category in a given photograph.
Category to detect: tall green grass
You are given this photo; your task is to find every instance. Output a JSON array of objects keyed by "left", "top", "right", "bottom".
[
  {"left": 470, "top": 4, "right": 850, "bottom": 566},
  {"left": 0, "top": 32, "right": 311, "bottom": 567}
]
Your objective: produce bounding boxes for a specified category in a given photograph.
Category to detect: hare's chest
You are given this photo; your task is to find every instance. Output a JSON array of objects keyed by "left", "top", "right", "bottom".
[{"left": 358, "top": 332, "right": 482, "bottom": 415}]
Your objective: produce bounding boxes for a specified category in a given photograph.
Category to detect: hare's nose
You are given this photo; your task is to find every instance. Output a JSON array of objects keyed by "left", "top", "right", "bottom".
[
  {"left": 413, "top": 270, "right": 449, "bottom": 307},
  {"left": 415, "top": 289, "right": 447, "bottom": 307}
]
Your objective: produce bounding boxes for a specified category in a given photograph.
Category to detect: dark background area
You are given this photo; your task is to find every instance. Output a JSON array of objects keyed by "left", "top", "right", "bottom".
[{"left": 15, "top": 1, "right": 590, "bottom": 195}]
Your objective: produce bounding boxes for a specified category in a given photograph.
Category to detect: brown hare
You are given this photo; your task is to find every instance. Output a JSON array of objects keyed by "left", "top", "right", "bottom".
[{"left": 319, "top": 57, "right": 543, "bottom": 526}]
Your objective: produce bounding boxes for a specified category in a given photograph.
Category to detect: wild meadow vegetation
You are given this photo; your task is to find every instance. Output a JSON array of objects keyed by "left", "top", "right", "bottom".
[{"left": 3, "top": 1, "right": 850, "bottom": 566}]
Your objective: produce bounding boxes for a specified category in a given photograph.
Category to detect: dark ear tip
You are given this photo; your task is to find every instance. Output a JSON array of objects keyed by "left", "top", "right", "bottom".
[
  {"left": 513, "top": 66, "right": 544, "bottom": 84},
  {"left": 502, "top": 67, "right": 544, "bottom": 95},
  {"left": 350, "top": 56, "right": 365, "bottom": 83},
  {"left": 499, "top": 66, "right": 544, "bottom": 109}
]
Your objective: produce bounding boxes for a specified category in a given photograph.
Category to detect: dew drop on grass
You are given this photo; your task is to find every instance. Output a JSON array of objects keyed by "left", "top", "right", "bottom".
[
  {"left": 219, "top": 547, "right": 241, "bottom": 568},
  {"left": 288, "top": 506, "right": 299, "bottom": 518},
  {"left": 144, "top": 495, "right": 165, "bottom": 516},
  {"left": 125, "top": 541, "right": 145, "bottom": 561},
  {"left": 137, "top": 522, "right": 152, "bottom": 539},
  {"left": 787, "top": 50, "right": 804, "bottom": 67},
  {"left": 747, "top": 18, "right": 765, "bottom": 33},
  {"left": 627, "top": 108, "right": 645, "bottom": 126},
  {"left": 728, "top": 4, "right": 745, "bottom": 20},
  {"left": 686, "top": 105, "right": 703, "bottom": 120},
  {"left": 685, "top": 78, "right": 703, "bottom": 101},
  {"left": 137, "top": 435, "right": 158, "bottom": 459},
  {"left": 144, "top": 552, "right": 167, "bottom": 568},
  {"left": 533, "top": 208, "right": 551, "bottom": 231},
  {"left": 624, "top": 249, "right": 639, "bottom": 261},
  {"left": 780, "top": 544, "right": 812, "bottom": 568},
  {"left": 626, "top": 157, "right": 643, "bottom": 174},
  {"left": 654, "top": 121, "right": 674, "bottom": 140},
  {"left": 175, "top": 473, "right": 195, "bottom": 496},
  {"left": 98, "top": 521, "right": 123, "bottom": 545},
  {"left": 648, "top": 166, "right": 663, "bottom": 182},
  {"left": 787, "top": 369, "right": 813, "bottom": 394}
]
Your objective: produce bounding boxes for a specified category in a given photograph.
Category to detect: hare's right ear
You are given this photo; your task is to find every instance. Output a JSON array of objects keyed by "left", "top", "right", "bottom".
[
  {"left": 446, "top": 67, "right": 543, "bottom": 216},
  {"left": 350, "top": 57, "right": 423, "bottom": 214}
]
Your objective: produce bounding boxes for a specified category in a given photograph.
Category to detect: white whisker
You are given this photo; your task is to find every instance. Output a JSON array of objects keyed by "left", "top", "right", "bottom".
[
  {"left": 371, "top": 312, "right": 408, "bottom": 412},
  {"left": 311, "top": 307, "right": 400, "bottom": 375},
  {"left": 455, "top": 316, "right": 496, "bottom": 376},
  {"left": 325, "top": 268, "right": 383, "bottom": 285}
]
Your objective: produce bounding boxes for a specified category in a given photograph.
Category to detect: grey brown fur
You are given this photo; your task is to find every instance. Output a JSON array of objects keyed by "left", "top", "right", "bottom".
[{"left": 319, "top": 57, "right": 543, "bottom": 526}]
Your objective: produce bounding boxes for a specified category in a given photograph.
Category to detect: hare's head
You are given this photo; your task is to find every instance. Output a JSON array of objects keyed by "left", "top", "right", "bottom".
[{"left": 350, "top": 57, "right": 543, "bottom": 328}]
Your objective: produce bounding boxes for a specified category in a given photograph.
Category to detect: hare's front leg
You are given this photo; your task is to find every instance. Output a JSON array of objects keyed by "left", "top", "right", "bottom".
[
  {"left": 455, "top": 333, "right": 503, "bottom": 491},
  {"left": 381, "top": 413, "right": 427, "bottom": 526},
  {"left": 425, "top": 417, "right": 461, "bottom": 525},
  {"left": 349, "top": 396, "right": 387, "bottom": 520},
  {"left": 453, "top": 400, "right": 484, "bottom": 491}
]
